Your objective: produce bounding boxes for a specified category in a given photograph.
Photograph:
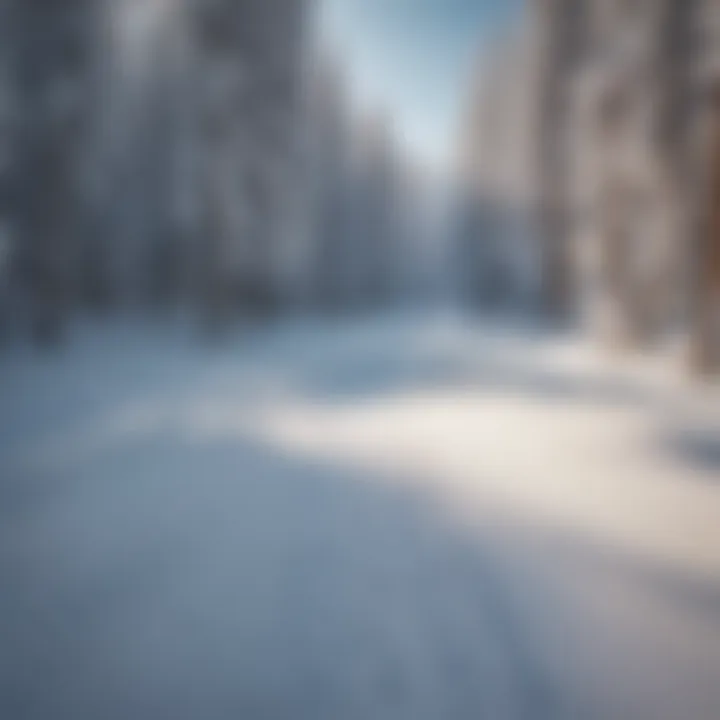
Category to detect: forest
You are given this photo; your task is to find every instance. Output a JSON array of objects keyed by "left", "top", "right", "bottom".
[
  {"left": 1, "top": 2, "right": 719, "bottom": 720},
  {"left": 0, "top": 0, "right": 717, "bottom": 374}
]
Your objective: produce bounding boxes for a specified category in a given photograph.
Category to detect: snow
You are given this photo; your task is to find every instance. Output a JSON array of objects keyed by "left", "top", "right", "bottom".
[{"left": 1, "top": 311, "right": 719, "bottom": 719}]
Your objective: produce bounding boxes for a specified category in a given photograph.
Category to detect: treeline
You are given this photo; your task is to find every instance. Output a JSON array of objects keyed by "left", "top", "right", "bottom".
[
  {"left": 457, "top": 0, "right": 720, "bottom": 373},
  {"left": 0, "top": 0, "right": 429, "bottom": 347},
  {"left": 306, "top": 53, "right": 439, "bottom": 310}
]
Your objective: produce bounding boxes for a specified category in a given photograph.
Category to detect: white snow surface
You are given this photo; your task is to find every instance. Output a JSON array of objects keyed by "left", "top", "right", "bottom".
[{"left": 1, "top": 311, "right": 719, "bottom": 719}]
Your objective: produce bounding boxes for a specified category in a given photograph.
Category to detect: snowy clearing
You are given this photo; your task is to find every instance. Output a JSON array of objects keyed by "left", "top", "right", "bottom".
[{"left": 1, "top": 312, "right": 719, "bottom": 719}]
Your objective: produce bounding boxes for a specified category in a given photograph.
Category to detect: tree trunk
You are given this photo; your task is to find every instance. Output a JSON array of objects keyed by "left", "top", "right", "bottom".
[{"left": 689, "top": 102, "right": 720, "bottom": 374}]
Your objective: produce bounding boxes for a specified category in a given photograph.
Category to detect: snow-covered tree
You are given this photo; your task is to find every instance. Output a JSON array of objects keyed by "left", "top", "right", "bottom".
[
  {"left": 349, "top": 112, "right": 403, "bottom": 306},
  {"left": 454, "top": 20, "right": 542, "bottom": 311},
  {"left": 304, "top": 51, "right": 354, "bottom": 308},
  {"left": 189, "top": 0, "right": 311, "bottom": 329},
  {"left": 0, "top": 0, "right": 14, "bottom": 339},
  {"left": 9, "top": 0, "right": 101, "bottom": 345}
]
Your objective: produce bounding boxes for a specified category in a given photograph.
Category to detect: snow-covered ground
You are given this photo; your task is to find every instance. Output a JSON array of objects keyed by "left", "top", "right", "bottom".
[{"left": 1, "top": 311, "right": 719, "bottom": 719}]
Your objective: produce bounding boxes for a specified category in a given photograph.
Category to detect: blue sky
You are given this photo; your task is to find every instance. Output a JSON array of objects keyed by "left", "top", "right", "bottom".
[{"left": 319, "top": 0, "right": 524, "bottom": 171}]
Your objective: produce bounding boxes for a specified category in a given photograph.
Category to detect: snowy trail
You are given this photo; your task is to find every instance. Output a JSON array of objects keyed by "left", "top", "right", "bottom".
[{"left": 1, "top": 312, "right": 719, "bottom": 719}]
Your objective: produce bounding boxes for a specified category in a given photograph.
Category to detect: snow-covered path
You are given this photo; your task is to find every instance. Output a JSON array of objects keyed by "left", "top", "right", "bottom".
[{"left": 1, "top": 312, "right": 719, "bottom": 719}]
